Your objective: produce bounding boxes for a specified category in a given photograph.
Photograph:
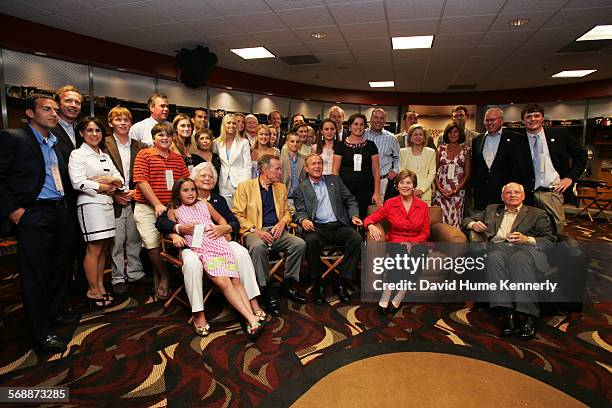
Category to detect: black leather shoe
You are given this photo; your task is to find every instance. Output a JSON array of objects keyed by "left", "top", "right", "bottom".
[
  {"left": 280, "top": 285, "right": 308, "bottom": 304},
  {"left": 313, "top": 285, "right": 325, "bottom": 305},
  {"left": 519, "top": 316, "right": 537, "bottom": 340},
  {"left": 265, "top": 296, "right": 282, "bottom": 316},
  {"left": 387, "top": 303, "right": 400, "bottom": 315},
  {"left": 113, "top": 282, "right": 128, "bottom": 296},
  {"left": 502, "top": 310, "right": 519, "bottom": 337},
  {"left": 55, "top": 311, "right": 80, "bottom": 325},
  {"left": 36, "top": 335, "right": 67, "bottom": 353},
  {"left": 335, "top": 284, "right": 351, "bottom": 304}
]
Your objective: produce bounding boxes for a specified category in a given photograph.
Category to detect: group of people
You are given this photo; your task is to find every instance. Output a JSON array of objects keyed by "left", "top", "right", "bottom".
[{"left": 0, "top": 85, "right": 587, "bottom": 352}]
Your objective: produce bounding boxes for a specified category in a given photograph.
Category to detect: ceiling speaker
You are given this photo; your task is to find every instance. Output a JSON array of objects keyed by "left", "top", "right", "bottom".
[{"left": 176, "top": 46, "right": 218, "bottom": 88}]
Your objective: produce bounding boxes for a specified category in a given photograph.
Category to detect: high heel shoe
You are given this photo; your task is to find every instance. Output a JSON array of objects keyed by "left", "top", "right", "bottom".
[
  {"left": 193, "top": 322, "right": 210, "bottom": 337},
  {"left": 246, "top": 321, "right": 263, "bottom": 340},
  {"left": 86, "top": 295, "right": 111, "bottom": 309},
  {"left": 254, "top": 310, "right": 268, "bottom": 322},
  {"left": 377, "top": 304, "right": 388, "bottom": 316}
]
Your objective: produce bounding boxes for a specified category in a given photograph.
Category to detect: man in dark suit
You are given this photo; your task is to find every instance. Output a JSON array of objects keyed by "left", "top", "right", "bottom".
[
  {"left": 462, "top": 182, "right": 556, "bottom": 340},
  {"left": 513, "top": 103, "right": 587, "bottom": 234},
  {"left": 470, "top": 107, "right": 522, "bottom": 212},
  {"left": 269, "top": 110, "right": 288, "bottom": 149},
  {"left": 328, "top": 105, "right": 348, "bottom": 142},
  {"left": 294, "top": 154, "right": 363, "bottom": 304},
  {"left": 0, "top": 94, "right": 77, "bottom": 352},
  {"left": 102, "top": 107, "right": 146, "bottom": 296}
]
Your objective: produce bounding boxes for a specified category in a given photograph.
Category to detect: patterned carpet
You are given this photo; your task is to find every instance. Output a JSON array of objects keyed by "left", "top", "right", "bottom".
[{"left": 0, "top": 217, "right": 610, "bottom": 407}]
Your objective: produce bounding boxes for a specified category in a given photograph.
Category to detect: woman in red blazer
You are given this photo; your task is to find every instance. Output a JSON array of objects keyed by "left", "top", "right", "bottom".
[{"left": 364, "top": 169, "right": 430, "bottom": 315}]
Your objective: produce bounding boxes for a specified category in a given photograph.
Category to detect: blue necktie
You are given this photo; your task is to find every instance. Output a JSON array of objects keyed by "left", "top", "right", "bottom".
[{"left": 532, "top": 136, "right": 541, "bottom": 186}]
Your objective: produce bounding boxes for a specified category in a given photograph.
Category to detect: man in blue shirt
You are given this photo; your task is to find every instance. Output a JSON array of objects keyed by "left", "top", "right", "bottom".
[
  {"left": 294, "top": 154, "right": 363, "bottom": 304},
  {"left": 0, "top": 94, "right": 77, "bottom": 353}
]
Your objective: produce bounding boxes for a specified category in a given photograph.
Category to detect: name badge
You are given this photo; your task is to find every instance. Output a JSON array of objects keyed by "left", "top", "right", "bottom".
[
  {"left": 539, "top": 153, "right": 545, "bottom": 173},
  {"left": 50, "top": 165, "right": 64, "bottom": 193},
  {"left": 191, "top": 224, "right": 205, "bottom": 248},
  {"left": 448, "top": 163, "right": 456, "bottom": 179},
  {"left": 353, "top": 153, "right": 362, "bottom": 172},
  {"left": 165, "top": 170, "right": 174, "bottom": 190}
]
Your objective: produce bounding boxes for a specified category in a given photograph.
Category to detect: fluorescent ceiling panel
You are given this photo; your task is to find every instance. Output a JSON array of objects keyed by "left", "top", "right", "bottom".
[
  {"left": 230, "top": 47, "right": 275, "bottom": 59},
  {"left": 392, "top": 35, "right": 434, "bottom": 49},
  {"left": 551, "top": 70, "right": 596, "bottom": 78},
  {"left": 576, "top": 25, "right": 612, "bottom": 41}
]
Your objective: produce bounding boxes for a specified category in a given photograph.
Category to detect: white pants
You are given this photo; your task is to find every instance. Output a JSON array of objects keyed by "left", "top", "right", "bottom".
[
  {"left": 181, "top": 241, "right": 260, "bottom": 313},
  {"left": 110, "top": 205, "right": 145, "bottom": 285},
  {"left": 380, "top": 178, "right": 389, "bottom": 202}
]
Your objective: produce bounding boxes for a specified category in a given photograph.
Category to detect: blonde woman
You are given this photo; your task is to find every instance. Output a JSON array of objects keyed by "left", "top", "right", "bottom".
[
  {"left": 214, "top": 113, "right": 251, "bottom": 208},
  {"left": 251, "top": 124, "right": 279, "bottom": 178},
  {"left": 398, "top": 124, "right": 436, "bottom": 204}
]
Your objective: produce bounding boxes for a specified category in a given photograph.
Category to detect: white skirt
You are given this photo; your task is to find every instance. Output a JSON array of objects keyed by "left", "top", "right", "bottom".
[{"left": 77, "top": 202, "right": 116, "bottom": 242}]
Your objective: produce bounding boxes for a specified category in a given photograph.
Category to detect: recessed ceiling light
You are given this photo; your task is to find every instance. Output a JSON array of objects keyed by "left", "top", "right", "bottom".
[
  {"left": 117, "top": 68, "right": 126, "bottom": 72},
  {"left": 311, "top": 32, "right": 327, "bottom": 39},
  {"left": 576, "top": 25, "right": 612, "bottom": 41},
  {"left": 335, "top": 102, "right": 342, "bottom": 104},
  {"left": 509, "top": 18, "right": 529, "bottom": 27},
  {"left": 226, "top": 86, "right": 233, "bottom": 90},
  {"left": 230, "top": 47, "right": 275, "bottom": 59},
  {"left": 369, "top": 81, "right": 395, "bottom": 88},
  {"left": 267, "top": 93, "right": 274, "bottom": 96},
  {"left": 552, "top": 70, "right": 597, "bottom": 78},
  {"left": 34, "top": 51, "right": 47, "bottom": 56},
  {"left": 392, "top": 35, "right": 434, "bottom": 50}
]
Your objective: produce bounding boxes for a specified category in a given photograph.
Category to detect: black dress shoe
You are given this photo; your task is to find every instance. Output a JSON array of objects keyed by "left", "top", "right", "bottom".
[
  {"left": 376, "top": 304, "right": 388, "bottom": 316},
  {"left": 502, "top": 311, "right": 519, "bottom": 337},
  {"left": 36, "top": 335, "right": 67, "bottom": 353},
  {"left": 280, "top": 285, "right": 308, "bottom": 304},
  {"left": 313, "top": 285, "right": 325, "bottom": 305},
  {"left": 387, "top": 303, "right": 400, "bottom": 315},
  {"left": 113, "top": 282, "right": 128, "bottom": 296},
  {"left": 519, "top": 316, "right": 537, "bottom": 340},
  {"left": 55, "top": 311, "right": 80, "bottom": 325},
  {"left": 334, "top": 284, "right": 351, "bottom": 304},
  {"left": 265, "top": 296, "right": 282, "bottom": 316}
]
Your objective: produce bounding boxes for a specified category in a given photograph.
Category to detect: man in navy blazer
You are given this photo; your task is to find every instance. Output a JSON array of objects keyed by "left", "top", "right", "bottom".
[
  {"left": 0, "top": 94, "right": 77, "bottom": 353},
  {"left": 294, "top": 154, "right": 363, "bottom": 304},
  {"left": 470, "top": 107, "right": 523, "bottom": 212},
  {"left": 512, "top": 103, "right": 587, "bottom": 234}
]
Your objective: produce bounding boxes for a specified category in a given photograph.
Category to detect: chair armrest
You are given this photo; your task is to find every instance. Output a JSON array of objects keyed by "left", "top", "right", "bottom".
[{"left": 160, "top": 236, "right": 183, "bottom": 267}]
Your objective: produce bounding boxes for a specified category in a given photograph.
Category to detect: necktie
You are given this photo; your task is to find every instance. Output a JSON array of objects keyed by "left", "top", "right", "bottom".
[{"left": 532, "top": 135, "right": 541, "bottom": 186}]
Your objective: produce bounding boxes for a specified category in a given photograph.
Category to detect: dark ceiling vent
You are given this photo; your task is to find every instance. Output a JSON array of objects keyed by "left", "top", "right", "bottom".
[
  {"left": 556, "top": 40, "right": 611, "bottom": 53},
  {"left": 280, "top": 55, "right": 320, "bottom": 65},
  {"left": 447, "top": 84, "right": 477, "bottom": 91}
]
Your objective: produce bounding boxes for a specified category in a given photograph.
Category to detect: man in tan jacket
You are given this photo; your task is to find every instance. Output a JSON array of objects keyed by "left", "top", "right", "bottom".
[{"left": 232, "top": 154, "right": 307, "bottom": 315}]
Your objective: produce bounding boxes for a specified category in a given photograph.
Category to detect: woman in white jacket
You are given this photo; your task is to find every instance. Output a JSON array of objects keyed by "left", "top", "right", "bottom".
[
  {"left": 214, "top": 113, "right": 251, "bottom": 208},
  {"left": 69, "top": 117, "right": 124, "bottom": 308}
]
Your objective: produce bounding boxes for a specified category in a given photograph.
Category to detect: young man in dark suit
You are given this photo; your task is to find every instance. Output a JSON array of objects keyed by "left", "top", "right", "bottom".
[
  {"left": 462, "top": 182, "right": 556, "bottom": 340},
  {"left": 513, "top": 103, "right": 587, "bottom": 234},
  {"left": 293, "top": 154, "right": 363, "bottom": 304},
  {"left": 0, "top": 94, "right": 77, "bottom": 352}
]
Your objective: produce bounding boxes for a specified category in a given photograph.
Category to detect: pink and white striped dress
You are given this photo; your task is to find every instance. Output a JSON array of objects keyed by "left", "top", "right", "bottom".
[{"left": 176, "top": 200, "right": 238, "bottom": 277}]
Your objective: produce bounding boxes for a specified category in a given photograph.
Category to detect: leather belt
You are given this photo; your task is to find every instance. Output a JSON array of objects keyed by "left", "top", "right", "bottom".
[{"left": 535, "top": 187, "right": 554, "bottom": 192}]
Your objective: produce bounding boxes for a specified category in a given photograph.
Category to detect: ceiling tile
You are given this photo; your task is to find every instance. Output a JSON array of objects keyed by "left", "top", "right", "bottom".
[
  {"left": 438, "top": 15, "right": 496, "bottom": 34},
  {"left": 251, "top": 30, "right": 300, "bottom": 45},
  {"left": 277, "top": 6, "right": 335, "bottom": 28},
  {"left": 385, "top": 0, "right": 445, "bottom": 20},
  {"left": 431, "top": 46, "right": 474, "bottom": 60},
  {"left": 211, "top": 34, "right": 259, "bottom": 48},
  {"left": 27, "top": 14, "right": 101, "bottom": 38},
  {"left": 392, "top": 48, "right": 433, "bottom": 61},
  {"left": 433, "top": 32, "right": 483, "bottom": 48},
  {"left": 23, "top": 0, "right": 92, "bottom": 14},
  {"left": 442, "top": 0, "right": 506, "bottom": 18},
  {"left": 183, "top": 17, "right": 243, "bottom": 37},
  {"left": 501, "top": 0, "right": 566, "bottom": 12},
  {"left": 388, "top": 18, "right": 439, "bottom": 37},
  {"left": 0, "top": 1, "right": 50, "bottom": 18},
  {"left": 266, "top": 43, "right": 311, "bottom": 56},
  {"left": 145, "top": 0, "right": 221, "bottom": 21},
  {"left": 346, "top": 37, "right": 391, "bottom": 51},
  {"left": 546, "top": 7, "right": 612, "bottom": 28},
  {"left": 563, "top": 0, "right": 612, "bottom": 8},
  {"left": 528, "top": 27, "right": 590, "bottom": 43},
  {"left": 203, "top": 0, "right": 270, "bottom": 15},
  {"left": 104, "top": 2, "right": 173, "bottom": 27},
  {"left": 480, "top": 30, "right": 537, "bottom": 46},
  {"left": 263, "top": 0, "right": 324, "bottom": 9},
  {"left": 304, "top": 40, "right": 350, "bottom": 53},
  {"left": 472, "top": 44, "right": 517, "bottom": 56},
  {"left": 353, "top": 50, "right": 392, "bottom": 62},
  {"left": 339, "top": 21, "right": 389, "bottom": 39},
  {"left": 315, "top": 52, "right": 356, "bottom": 63},
  {"left": 328, "top": 1, "right": 386, "bottom": 24},
  {"left": 238, "top": 11, "right": 286, "bottom": 32},
  {"left": 59, "top": 8, "right": 131, "bottom": 31},
  {"left": 292, "top": 26, "right": 345, "bottom": 42}
]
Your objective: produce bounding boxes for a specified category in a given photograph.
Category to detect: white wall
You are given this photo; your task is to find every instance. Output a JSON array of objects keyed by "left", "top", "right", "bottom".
[{"left": 252, "top": 95, "right": 290, "bottom": 116}]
